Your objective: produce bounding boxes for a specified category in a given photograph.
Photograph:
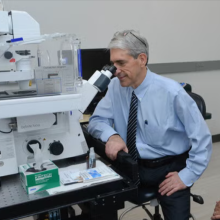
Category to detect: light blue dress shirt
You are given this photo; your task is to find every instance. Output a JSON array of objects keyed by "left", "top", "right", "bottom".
[{"left": 88, "top": 69, "right": 212, "bottom": 186}]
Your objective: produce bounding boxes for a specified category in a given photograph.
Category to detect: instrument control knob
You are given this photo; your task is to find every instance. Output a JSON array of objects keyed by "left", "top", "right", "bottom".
[
  {"left": 4, "top": 51, "right": 13, "bottom": 59},
  {"left": 49, "top": 141, "right": 64, "bottom": 156}
]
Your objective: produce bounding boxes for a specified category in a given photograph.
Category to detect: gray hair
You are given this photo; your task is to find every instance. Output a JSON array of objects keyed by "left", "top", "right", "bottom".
[{"left": 108, "top": 30, "right": 149, "bottom": 65}]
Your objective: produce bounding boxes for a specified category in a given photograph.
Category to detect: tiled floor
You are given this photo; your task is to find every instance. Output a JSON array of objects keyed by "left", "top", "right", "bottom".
[{"left": 20, "top": 142, "right": 220, "bottom": 220}]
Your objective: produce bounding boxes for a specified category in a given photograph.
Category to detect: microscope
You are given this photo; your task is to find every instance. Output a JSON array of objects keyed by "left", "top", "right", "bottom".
[{"left": 0, "top": 9, "right": 116, "bottom": 179}]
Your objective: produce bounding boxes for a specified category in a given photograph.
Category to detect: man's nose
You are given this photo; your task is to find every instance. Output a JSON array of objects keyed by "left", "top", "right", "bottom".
[{"left": 114, "top": 68, "right": 121, "bottom": 76}]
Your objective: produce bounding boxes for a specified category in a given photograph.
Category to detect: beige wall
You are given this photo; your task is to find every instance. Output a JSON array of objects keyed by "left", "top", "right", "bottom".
[
  {"left": 2, "top": 0, "right": 220, "bottom": 134},
  {"left": 4, "top": 1, "right": 220, "bottom": 63}
]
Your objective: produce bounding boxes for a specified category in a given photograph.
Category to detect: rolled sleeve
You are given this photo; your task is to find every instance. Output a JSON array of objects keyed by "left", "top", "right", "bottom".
[{"left": 100, "top": 129, "right": 118, "bottom": 142}]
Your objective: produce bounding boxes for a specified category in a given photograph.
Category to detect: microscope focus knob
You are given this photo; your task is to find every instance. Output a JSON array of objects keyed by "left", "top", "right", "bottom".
[
  {"left": 4, "top": 51, "right": 13, "bottom": 59},
  {"left": 49, "top": 141, "right": 64, "bottom": 156}
]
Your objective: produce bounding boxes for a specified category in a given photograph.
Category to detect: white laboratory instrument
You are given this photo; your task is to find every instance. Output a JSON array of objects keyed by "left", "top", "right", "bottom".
[
  {"left": 0, "top": 8, "right": 116, "bottom": 178},
  {"left": 0, "top": 10, "right": 40, "bottom": 90}
]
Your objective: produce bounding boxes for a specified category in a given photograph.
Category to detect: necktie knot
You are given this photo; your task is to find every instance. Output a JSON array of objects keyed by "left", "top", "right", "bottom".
[{"left": 131, "top": 91, "right": 137, "bottom": 102}]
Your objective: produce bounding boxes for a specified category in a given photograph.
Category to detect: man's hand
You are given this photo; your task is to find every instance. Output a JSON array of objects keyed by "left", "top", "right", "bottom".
[
  {"left": 159, "top": 172, "right": 187, "bottom": 196},
  {"left": 211, "top": 201, "right": 220, "bottom": 220},
  {"left": 105, "top": 135, "right": 128, "bottom": 160}
]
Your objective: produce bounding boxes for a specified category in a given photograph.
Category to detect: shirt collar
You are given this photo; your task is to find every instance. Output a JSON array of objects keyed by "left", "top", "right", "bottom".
[{"left": 133, "top": 68, "right": 154, "bottom": 101}]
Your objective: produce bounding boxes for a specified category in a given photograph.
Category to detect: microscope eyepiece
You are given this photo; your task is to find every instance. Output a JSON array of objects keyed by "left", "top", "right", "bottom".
[
  {"left": 102, "top": 65, "right": 111, "bottom": 71},
  {"left": 102, "top": 65, "right": 116, "bottom": 74},
  {"left": 108, "top": 65, "right": 117, "bottom": 74}
]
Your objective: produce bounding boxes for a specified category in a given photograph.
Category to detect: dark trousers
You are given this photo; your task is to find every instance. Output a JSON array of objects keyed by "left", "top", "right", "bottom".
[{"left": 139, "top": 154, "right": 190, "bottom": 220}]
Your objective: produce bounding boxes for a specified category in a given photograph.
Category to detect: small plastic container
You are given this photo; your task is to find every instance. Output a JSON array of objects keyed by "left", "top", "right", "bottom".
[{"left": 88, "top": 147, "right": 96, "bottom": 169}]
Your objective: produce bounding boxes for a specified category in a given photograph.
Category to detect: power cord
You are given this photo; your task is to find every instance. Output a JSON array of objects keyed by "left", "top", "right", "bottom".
[{"left": 0, "top": 129, "right": 13, "bottom": 134}]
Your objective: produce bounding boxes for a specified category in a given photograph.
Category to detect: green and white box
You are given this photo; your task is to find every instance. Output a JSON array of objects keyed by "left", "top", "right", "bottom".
[{"left": 19, "top": 160, "right": 60, "bottom": 194}]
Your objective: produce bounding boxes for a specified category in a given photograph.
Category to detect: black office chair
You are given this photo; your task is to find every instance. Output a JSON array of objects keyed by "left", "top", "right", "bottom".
[
  {"left": 119, "top": 184, "right": 204, "bottom": 220},
  {"left": 180, "top": 83, "right": 211, "bottom": 120},
  {"left": 119, "top": 85, "right": 212, "bottom": 220}
]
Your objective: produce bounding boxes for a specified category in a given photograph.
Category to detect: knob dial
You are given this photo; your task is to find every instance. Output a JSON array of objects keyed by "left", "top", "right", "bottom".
[
  {"left": 4, "top": 51, "right": 13, "bottom": 59},
  {"left": 49, "top": 141, "right": 64, "bottom": 156}
]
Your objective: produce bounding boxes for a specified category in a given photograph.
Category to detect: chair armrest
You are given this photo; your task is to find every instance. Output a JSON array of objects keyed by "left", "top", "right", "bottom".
[
  {"left": 116, "top": 151, "right": 139, "bottom": 182},
  {"left": 205, "top": 112, "right": 212, "bottom": 120}
]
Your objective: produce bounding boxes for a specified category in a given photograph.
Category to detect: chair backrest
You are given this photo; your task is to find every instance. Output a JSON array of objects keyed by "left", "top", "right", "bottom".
[{"left": 187, "top": 92, "right": 206, "bottom": 119}]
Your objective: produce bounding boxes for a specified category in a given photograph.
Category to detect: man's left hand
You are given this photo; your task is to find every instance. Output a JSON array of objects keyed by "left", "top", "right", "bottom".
[{"left": 159, "top": 172, "right": 187, "bottom": 196}]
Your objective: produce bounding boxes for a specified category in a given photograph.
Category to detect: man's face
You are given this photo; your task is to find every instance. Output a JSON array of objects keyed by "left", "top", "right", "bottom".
[{"left": 110, "top": 48, "right": 146, "bottom": 89}]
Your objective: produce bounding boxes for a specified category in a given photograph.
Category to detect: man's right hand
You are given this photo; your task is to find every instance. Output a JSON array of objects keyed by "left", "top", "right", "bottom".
[{"left": 105, "top": 135, "right": 128, "bottom": 160}]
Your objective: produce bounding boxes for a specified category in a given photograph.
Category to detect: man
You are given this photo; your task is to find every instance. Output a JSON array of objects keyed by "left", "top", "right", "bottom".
[{"left": 88, "top": 30, "right": 212, "bottom": 220}]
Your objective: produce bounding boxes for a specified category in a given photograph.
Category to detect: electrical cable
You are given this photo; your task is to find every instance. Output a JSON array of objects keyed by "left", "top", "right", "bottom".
[{"left": 0, "top": 129, "right": 12, "bottom": 133}]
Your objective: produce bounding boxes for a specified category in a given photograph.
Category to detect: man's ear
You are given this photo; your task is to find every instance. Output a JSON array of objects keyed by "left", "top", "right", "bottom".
[{"left": 138, "top": 53, "right": 147, "bottom": 67}]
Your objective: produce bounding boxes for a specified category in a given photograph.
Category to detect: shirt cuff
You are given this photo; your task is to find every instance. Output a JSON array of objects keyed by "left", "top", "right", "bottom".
[
  {"left": 178, "top": 168, "right": 200, "bottom": 187},
  {"left": 100, "top": 128, "right": 118, "bottom": 142}
]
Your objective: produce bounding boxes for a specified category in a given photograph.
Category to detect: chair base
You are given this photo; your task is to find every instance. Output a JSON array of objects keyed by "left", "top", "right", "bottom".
[
  {"left": 119, "top": 203, "right": 197, "bottom": 220},
  {"left": 119, "top": 203, "right": 163, "bottom": 220},
  {"left": 143, "top": 204, "right": 162, "bottom": 220}
]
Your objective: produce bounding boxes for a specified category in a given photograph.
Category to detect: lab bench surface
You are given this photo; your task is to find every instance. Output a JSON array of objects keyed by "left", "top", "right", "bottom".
[{"left": 0, "top": 167, "right": 137, "bottom": 220}]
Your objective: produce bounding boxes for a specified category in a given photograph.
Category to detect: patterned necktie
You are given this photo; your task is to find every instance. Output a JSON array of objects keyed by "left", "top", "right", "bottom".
[{"left": 126, "top": 91, "right": 140, "bottom": 186}]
